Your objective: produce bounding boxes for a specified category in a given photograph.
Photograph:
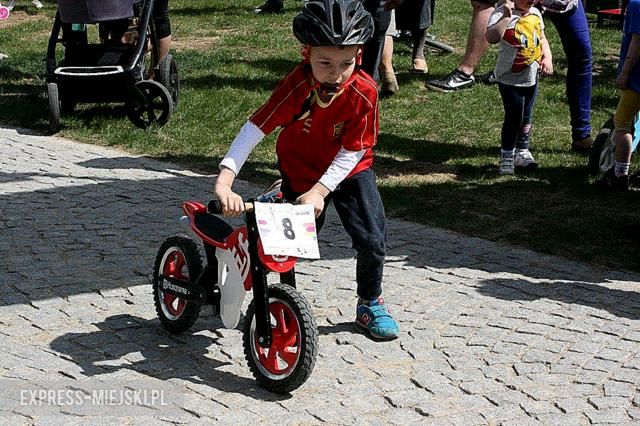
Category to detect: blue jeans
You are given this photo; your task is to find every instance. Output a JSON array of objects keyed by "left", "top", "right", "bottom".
[
  {"left": 546, "top": 0, "right": 592, "bottom": 141},
  {"left": 281, "top": 168, "right": 386, "bottom": 301},
  {"left": 498, "top": 83, "right": 538, "bottom": 151}
]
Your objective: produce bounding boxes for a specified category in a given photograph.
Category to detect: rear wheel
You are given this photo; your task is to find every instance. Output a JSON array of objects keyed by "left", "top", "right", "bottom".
[
  {"left": 157, "top": 54, "right": 179, "bottom": 109},
  {"left": 152, "top": 235, "right": 202, "bottom": 333},
  {"left": 589, "top": 117, "right": 615, "bottom": 176},
  {"left": 243, "top": 283, "right": 318, "bottom": 393},
  {"left": 47, "top": 82, "right": 61, "bottom": 134}
]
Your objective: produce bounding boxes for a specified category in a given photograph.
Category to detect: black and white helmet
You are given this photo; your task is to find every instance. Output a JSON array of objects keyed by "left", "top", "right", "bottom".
[{"left": 292, "top": 0, "right": 374, "bottom": 46}]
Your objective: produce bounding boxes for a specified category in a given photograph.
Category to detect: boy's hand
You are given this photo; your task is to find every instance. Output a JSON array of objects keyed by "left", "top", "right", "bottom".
[
  {"left": 540, "top": 56, "right": 553, "bottom": 75},
  {"left": 296, "top": 188, "right": 326, "bottom": 218},
  {"left": 616, "top": 72, "right": 629, "bottom": 90},
  {"left": 503, "top": 0, "right": 514, "bottom": 17},
  {"left": 213, "top": 181, "right": 244, "bottom": 217}
]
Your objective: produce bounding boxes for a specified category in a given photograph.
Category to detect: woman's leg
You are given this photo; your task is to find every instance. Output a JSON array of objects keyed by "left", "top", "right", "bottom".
[{"left": 548, "top": 1, "right": 592, "bottom": 144}]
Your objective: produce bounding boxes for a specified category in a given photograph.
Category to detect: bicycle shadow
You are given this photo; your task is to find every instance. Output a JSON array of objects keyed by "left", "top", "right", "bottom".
[{"left": 48, "top": 313, "right": 291, "bottom": 401}]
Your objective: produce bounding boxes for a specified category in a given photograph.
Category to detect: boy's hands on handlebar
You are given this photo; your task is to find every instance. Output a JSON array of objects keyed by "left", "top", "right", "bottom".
[
  {"left": 296, "top": 182, "right": 330, "bottom": 218},
  {"left": 213, "top": 167, "right": 244, "bottom": 217}
]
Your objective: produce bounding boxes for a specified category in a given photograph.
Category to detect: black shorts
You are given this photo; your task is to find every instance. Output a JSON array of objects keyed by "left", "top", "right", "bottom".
[{"left": 472, "top": 0, "right": 496, "bottom": 5}]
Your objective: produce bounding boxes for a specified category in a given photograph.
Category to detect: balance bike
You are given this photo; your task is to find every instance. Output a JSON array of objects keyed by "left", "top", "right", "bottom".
[{"left": 152, "top": 184, "right": 319, "bottom": 393}]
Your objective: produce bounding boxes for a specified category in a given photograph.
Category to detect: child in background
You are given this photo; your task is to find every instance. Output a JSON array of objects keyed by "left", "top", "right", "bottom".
[
  {"left": 213, "top": 0, "right": 400, "bottom": 340},
  {"left": 486, "top": 0, "right": 552, "bottom": 174},
  {"left": 595, "top": 0, "right": 640, "bottom": 190}
]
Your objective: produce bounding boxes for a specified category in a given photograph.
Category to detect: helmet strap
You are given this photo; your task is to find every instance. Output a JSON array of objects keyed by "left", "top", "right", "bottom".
[{"left": 301, "top": 45, "right": 311, "bottom": 63}]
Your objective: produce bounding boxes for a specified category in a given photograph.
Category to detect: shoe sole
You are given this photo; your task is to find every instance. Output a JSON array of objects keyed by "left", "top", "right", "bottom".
[
  {"left": 425, "top": 82, "right": 473, "bottom": 92},
  {"left": 355, "top": 318, "right": 399, "bottom": 340},
  {"left": 571, "top": 143, "right": 592, "bottom": 154},
  {"left": 515, "top": 163, "right": 538, "bottom": 170}
]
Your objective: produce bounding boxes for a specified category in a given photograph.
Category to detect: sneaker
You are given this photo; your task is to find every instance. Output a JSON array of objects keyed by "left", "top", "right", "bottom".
[
  {"left": 571, "top": 136, "right": 593, "bottom": 154},
  {"left": 426, "top": 69, "right": 474, "bottom": 92},
  {"left": 499, "top": 154, "right": 515, "bottom": 175},
  {"left": 478, "top": 70, "right": 497, "bottom": 85},
  {"left": 595, "top": 167, "right": 629, "bottom": 191},
  {"left": 355, "top": 297, "right": 400, "bottom": 340},
  {"left": 514, "top": 149, "right": 538, "bottom": 170},
  {"left": 32, "top": 0, "right": 43, "bottom": 8},
  {"left": 254, "top": 1, "right": 282, "bottom": 13}
]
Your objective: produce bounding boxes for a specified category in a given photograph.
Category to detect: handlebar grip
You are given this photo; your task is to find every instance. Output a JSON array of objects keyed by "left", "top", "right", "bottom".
[{"left": 207, "top": 200, "right": 223, "bottom": 214}]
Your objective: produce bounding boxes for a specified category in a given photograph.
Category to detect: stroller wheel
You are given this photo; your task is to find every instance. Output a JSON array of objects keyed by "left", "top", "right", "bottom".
[
  {"left": 126, "top": 80, "right": 173, "bottom": 129},
  {"left": 47, "top": 82, "right": 61, "bottom": 134},
  {"left": 157, "top": 54, "right": 179, "bottom": 109}
]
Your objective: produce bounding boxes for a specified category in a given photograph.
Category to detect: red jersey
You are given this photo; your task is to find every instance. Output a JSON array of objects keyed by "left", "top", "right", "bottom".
[{"left": 250, "top": 63, "right": 379, "bottom": 193}]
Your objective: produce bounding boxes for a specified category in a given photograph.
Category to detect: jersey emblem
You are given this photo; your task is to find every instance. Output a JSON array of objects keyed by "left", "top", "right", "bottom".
[{"left": 333, "top": 121, "right": 345, "bottom": 138}]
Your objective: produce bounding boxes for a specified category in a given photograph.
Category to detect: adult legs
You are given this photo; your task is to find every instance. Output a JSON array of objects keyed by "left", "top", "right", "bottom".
[
  {"left": 360, "top": 0, "right": 391, "bottom": 81},
  {"left": 426, "top": 0, "right": 494, "bottom": 91},
  {"left": 547, "top": 1, "right": 592, "bottom": 145},
  {"left": 458, "top": 0, "right": 494, "bottom": 76},
  {"left": 152, "top": 0, "right": 171, "bottom": 60}
]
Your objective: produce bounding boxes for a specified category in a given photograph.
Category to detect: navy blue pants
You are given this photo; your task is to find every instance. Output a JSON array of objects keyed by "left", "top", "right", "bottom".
[
  {"left": 546, "top": 1, "right": 592, "bottom": 141},
  {"left": 498, "top": 83, "right": 538, "bottom": 151},
  {"left": 281, "top": 168, "right": 386, "bottom": 301}
]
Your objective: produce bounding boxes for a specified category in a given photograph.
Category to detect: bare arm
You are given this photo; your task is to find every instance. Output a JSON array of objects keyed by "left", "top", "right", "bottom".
[
  {"left": 486, "top": 2, "right": 513, "bottom": 44},
  {"left": 540, "top": 30, "right": 553, "bottom": 75}
]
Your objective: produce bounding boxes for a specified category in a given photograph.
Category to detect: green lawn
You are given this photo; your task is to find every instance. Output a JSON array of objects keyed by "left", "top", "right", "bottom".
[{"left": 1, "top": 0, "right": 639, "bottom": 271}]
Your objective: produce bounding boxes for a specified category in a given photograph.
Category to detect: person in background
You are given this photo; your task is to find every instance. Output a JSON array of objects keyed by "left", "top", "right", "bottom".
[
  {"left": 486, "top": 0, "right": 552, "bottom": 175},
  {"left": 426, "top": 0, "right": 495, "bottom": 91},
  {"left": 595, "top": 0, "right": 640, "bottom": 190},
  {"left": 395, "top": 0, "right": 434, "bottom": 73}
]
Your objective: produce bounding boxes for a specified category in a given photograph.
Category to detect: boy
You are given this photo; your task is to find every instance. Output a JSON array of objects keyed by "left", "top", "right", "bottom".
[
  {"left": 595, "top": 0, "right": 640, "bottom": 190},
  {"left": 486, "top": 0, "right": 552, "bottom": 174},
  {"left": 213, "top": 0, "right": 400, "bottom": 340}
]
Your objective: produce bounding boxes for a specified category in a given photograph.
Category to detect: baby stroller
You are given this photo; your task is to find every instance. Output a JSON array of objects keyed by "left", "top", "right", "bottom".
[{"left": 45, "top": 0, "right": 179, "bottom": 132}]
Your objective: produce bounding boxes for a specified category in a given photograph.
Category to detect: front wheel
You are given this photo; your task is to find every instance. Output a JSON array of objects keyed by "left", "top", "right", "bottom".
[
  {"left": 243, "top": 283, "right": 318, "bottom": 393},
  {"left": 152, "top": 234, "right": 203, "bottom": 333}
]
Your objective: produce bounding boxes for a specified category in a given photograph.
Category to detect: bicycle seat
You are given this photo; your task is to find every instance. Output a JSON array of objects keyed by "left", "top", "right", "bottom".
[{"left": 193, "top": 212, "right": 233, "bottom": 245}]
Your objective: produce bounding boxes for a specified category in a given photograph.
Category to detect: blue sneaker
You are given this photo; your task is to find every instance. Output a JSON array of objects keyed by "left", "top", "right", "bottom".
[{"left": 355, "top": 297, "right": 400, "bottom": 340}]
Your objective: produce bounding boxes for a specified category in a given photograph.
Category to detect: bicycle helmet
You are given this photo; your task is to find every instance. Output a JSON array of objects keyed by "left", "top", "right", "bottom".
[{"left": 292, "top": 0, "right": 374, "bottom": 47}]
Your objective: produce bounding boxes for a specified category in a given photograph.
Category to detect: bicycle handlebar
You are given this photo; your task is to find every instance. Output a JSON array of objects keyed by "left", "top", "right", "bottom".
[{"left": 207, "top": 200, "right": 254, "bottom": 215}]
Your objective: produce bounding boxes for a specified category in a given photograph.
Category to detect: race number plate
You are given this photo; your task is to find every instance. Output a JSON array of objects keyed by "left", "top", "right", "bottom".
[{"left": 254, "top": 202, "right": 320, "bottom": 259}]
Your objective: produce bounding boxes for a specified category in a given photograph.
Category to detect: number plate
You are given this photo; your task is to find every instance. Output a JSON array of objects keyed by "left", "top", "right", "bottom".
[{"left": 254, "top": 202, "right": 320, "bottom": 259}]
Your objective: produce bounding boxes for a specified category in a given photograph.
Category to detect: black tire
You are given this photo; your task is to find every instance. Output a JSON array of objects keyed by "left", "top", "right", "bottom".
[
  {"left": 157, "top": 54, "right": 179, "bottom": 109},
  {"left": 243, "top": 283, "right": 318, "bottom": 393},
  {"left": 47, "top": 82, "right": 61, "bottom": 134},
  {"left": 589, "top": 117, "right": 615, "bottom": 176},
  {"left": 152, "top": 234, "right": 203, "bottom": 333},
  {"left": 126, "top": 80, "right": 173, "bottom": 129}
]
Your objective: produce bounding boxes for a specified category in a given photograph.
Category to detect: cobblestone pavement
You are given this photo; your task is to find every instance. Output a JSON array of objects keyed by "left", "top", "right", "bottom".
[{"left": 2, "top": 126, "right": 640, "bottom": 425}]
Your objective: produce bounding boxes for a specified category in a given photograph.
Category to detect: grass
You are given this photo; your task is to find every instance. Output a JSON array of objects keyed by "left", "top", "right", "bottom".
[{"left": 1, "top": 0, "right": 640, "bottom": 271}]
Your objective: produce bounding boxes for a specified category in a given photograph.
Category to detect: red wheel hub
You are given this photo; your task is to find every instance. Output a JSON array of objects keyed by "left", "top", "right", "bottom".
[
  {"left": 162, "top": 250, "right": 187, "bottom": 317},
  {"left": 254, "top": 301, "right": 301, "bottom": 375}
]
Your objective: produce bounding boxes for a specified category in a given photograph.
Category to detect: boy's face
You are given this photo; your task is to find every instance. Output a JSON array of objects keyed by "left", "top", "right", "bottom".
[
  {"left": 514, "top": 0, "right": 535, "bottom": 11},
  {"left": 308, "top": 45, "right": 359, "bottom": 88}
]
